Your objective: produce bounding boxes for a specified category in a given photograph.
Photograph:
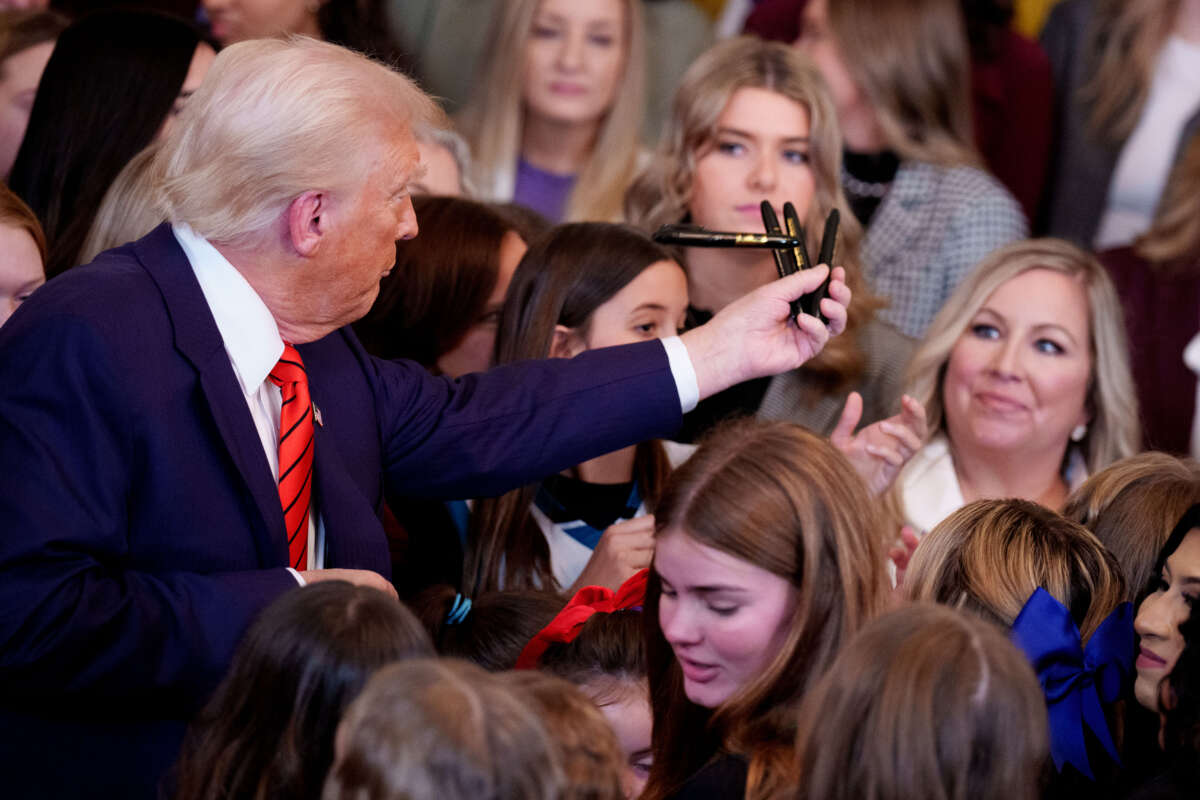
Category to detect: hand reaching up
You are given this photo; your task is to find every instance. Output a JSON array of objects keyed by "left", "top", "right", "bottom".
[
  {"left": 830, "top": 392, "right": 927, "bottom": 496},
  {"left": 569, "top": 515, "right": 656, "bottom": 593}
]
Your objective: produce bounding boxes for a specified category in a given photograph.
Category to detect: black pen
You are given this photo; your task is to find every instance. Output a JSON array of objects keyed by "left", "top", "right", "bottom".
[{"left": 652, "top": 224, "right": 800, "bottom": 249}]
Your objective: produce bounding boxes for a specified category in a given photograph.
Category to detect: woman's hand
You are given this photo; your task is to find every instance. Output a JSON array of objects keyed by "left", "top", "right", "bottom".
[
  {"left": 830, "top": 392, "right": 927, "bottom": 496},
  {"left": 569, "top": 515, "right": 656, "bottom": 592}
]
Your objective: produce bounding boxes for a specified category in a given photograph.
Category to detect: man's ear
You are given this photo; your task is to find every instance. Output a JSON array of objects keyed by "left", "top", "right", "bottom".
[
  {"left": 549, "top": 324, "right": 584, "bottom": 359},
  {"left": 286, "top": 190, "right": 326, "bottom": 256}
]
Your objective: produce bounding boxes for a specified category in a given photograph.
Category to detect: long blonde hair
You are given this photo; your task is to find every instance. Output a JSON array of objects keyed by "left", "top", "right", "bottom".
[
  {"left": 904, "top": 238, "right": 1140, "bottom": 474},
  {"left": 457, "top": 0, "right": 645, "bottom": 222},
  {"left": 1081, "top": 0, "right": 1180, "bottom": 145},
  {"left": 826, "top": 0, "right": 978, "bottom": 167},
  {"left": 625, "top": 36, "right": 878, "bottom": 387}
]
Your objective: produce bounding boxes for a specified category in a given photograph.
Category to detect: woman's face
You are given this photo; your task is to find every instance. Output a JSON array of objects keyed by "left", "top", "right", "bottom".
[
  {"left": 654, "top": 528, "right": 796, "bottom": 708},
  {"left": 942, "top": 268, "right": 1092, "bottom": 461},
  {"left": 554, "top": 260, "right": 688, "bottom": 356},
  {"left": 521, "top": 0, "right": 626, "bottom": 129},
  {"left": 796, "top": 0, "right": 885, "bottom": 152},
  {"left": 0, "top": 41, "right": 56, "bottom": 180},
  {"left": 412, "top": 139, "right": 463, "bottom": 197},
  {"left": 1134, "top": 529, "right": 1200, "bottom": 710},
  {"left": 203, "top": 0, "right": 322, "bottom": 45},
  {"left": 0, "top": 223, "right": 45, "bottom": 328},
  {"left": 583, "top": 680, "right": 652, "bottom": 800},
  {"left": 435, "top": 231, "right": 527, "bottom": 379},
  {"left": 688, "top": 87, "right": 816, "bottom": 237}
]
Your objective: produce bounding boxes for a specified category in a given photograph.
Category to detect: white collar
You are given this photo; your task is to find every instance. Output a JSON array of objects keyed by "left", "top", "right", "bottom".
[{"left": 173, "top": 223, "right": 283, "bottom": 396}]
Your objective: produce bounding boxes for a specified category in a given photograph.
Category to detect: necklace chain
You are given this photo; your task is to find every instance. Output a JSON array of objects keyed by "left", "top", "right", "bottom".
[{"left": 841, "top": 166, "right": 891, "bottom": 198}]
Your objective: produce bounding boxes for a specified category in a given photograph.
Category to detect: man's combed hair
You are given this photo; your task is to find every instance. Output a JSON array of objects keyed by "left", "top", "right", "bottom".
[{"left": 154, "top": 36, "right": 444, "bottom": 247}]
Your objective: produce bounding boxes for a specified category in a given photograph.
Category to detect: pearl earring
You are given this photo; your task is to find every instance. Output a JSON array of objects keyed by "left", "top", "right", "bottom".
[{"left": 1070, "top": 424, "right": 1088, "bottom": 442}]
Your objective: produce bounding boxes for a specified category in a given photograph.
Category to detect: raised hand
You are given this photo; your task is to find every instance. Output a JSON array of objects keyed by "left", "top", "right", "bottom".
[
  {"left": 830, "top": 392, "right": 927, "bottom": 496},
  {"left": 569, "top": 515, "right": 656, "bottom": 592}
]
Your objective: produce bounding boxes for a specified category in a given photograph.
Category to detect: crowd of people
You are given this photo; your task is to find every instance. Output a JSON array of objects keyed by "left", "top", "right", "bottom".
[{"left": 0, "top": 0, "right": 1198, "bottom": 798}]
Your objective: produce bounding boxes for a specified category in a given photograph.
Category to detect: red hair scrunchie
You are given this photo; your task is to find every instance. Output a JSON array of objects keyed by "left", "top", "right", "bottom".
[{"left": 514, "top": 569, "right": 649, "bottom": 669}]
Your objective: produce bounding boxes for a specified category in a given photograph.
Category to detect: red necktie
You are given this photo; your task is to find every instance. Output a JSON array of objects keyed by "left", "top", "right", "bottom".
[{"left": 268, "top": 344, "right": 313, "bottom": 570}]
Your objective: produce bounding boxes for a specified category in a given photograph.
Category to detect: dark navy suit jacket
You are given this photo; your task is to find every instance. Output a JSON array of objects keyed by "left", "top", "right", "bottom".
[{"left": 0, "top": 224, "right": 681, "bottom": 798}]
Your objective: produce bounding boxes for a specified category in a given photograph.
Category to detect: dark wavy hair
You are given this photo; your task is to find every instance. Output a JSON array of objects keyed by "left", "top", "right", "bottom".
[
  {"left": 1162, "top": 608, "right": 1200, "bottom": 792},
  {"left": 7, "top": 10, "right": 206, "bottom": 277},
  {"left": 172, "top": 582, "right": 433, "bottom": 800}
]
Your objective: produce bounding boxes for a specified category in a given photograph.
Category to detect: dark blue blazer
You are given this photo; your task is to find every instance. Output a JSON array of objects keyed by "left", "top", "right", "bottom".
[{"left": 0, "top": 224, "right": 681, "bottom": 797}]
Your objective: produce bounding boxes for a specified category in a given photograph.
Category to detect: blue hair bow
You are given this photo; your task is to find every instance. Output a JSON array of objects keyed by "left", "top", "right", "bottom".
[
  {"left": 446, "top": 593, "right": 472, "bottom": 625},
  {"left": 1010, "top": 588, "right": 1134, "bottom": 780}
]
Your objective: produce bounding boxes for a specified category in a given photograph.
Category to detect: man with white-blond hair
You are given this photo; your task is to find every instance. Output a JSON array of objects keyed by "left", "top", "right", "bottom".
[{"left": 0, "top": 37, "right": 850, "bottom": 798}]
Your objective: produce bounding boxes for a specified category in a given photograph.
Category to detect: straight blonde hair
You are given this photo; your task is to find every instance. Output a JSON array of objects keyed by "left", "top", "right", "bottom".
[
  {"left": 457, "top": 0, "right": 645, "bottom": 222},
  {"left": 826, "top": 0, "right": 978, "bottom": 167},
  {"left": 904, "top": 238, "right": 1140, "bottom": 475},
  {"left": 1081, "top": 0, "right": 1179, "bottom": 145},
  {"left": 625, "top": 36, "right": 878, "bottom": 387}
]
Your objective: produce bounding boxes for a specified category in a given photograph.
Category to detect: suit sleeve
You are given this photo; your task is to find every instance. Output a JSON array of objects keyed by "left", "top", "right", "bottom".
[
  {"left": 369, "top": 339, "right": 683, "bottom": 499},
  {"left": 0, "top": 312, "right": 296, "bottom": 714}
]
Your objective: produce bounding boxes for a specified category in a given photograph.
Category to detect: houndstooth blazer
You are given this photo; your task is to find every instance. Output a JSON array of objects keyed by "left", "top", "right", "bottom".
[{"left": 862, "top": 161, "right": 1027, "bottom": 339}]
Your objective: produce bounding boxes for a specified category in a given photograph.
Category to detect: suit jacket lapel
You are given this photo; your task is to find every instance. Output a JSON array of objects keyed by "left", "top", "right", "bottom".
[{"left": 133, "top": 224, "right": 287, "bottom": 565}]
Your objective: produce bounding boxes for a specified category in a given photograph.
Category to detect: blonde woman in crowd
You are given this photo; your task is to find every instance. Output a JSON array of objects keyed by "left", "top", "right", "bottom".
[
  {"left": 1041, "top": 0, "right": 1200, "bottom": 248},
  {"left": 626, "top": 37, "right": 922, "bottom": 485},
  {"left": 892, "top": 239, "right": 1139, "bottom": 534},
  {"left": 797, "top": 0, "right": 1026, "bottom": 339},
  {"left": 792, "top": 604, "right": 1048, "bottom": 800},
  {"left": 458, "top": 0, "right": 645, "bottom": 222}
]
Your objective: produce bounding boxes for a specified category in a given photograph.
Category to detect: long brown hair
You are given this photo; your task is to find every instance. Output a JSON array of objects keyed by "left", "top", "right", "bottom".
[
  {"left": 624, "top": 36, "right": 879, "bottom": 390},
  {"left": 642, "top": 421, "right": 888, "bottom": 800},
  {"left": 463, "top": 223, "right": 682, "bottom": 595},
  {"left": 825, "top": 0, "right": 979, "bottom": 167},
  {"left": 793, "top": 604, "right": 1048, "bottom": 800},
  {"left": 173, "top": 582, "right": 434, "bottom": 800},
  {"left": 1080, "top": 0, "right": 1179, "bottom": 145},
  {"left": 1063, "top": 453, "right": 1200, "bottom": 603},
  {"left": 353, "top": 195, "right": 517, "bottom": 366}
]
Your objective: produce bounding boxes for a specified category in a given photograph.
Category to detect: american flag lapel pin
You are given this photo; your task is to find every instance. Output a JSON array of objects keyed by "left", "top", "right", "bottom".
[{"left": 312, "top": 402, "right": 323, "bottom": 427}]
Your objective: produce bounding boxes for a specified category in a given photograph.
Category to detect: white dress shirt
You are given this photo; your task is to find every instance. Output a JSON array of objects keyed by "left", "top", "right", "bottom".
[
  {"left": 174, "top": 223, "right": 323, "bottom": 582},
  {"left": 170, "top": 223, "right": 703, "bottom": 583}
]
